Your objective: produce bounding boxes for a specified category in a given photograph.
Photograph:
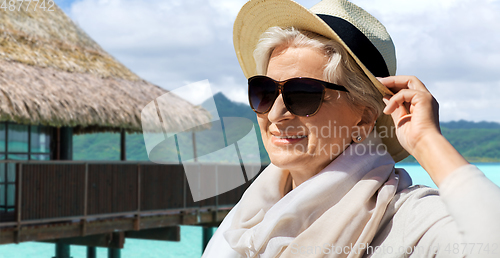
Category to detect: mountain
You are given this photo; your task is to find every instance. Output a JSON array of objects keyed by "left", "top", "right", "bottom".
[
  {"left": 440, "top": 120, "right": 500, "bottom": 129},
  {"left": 73, "top": 92, "right": 270, "bottom": 163},
  {"left": 402, "top": 120, "right": 500, "bottom": 163},
  {"left": 73, "top": 132, "right": 149, "bottom": 161},
  {"left": 74, "top": 93, "right": 500, "bottom": 163},
  {"left": 200, "top": 92, "right": 269, "bottom": 163},
  {"left": 201, "top": 92, "right": 257, "bottom": 124}
]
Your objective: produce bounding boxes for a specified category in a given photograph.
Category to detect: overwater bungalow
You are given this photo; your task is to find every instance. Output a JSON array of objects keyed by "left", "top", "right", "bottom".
[{"left": 0, "top": 3, "right": 256, "bottom": 258}]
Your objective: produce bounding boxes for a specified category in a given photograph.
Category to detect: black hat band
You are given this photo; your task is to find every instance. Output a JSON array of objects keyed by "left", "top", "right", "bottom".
[{"left": 316, "top": 14, "right": 390, "bottom": 77}]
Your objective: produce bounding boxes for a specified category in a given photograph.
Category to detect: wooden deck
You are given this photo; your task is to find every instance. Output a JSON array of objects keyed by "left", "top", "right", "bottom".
[{"left": 0, "top": 161, "right": 265, "bottom": 245}]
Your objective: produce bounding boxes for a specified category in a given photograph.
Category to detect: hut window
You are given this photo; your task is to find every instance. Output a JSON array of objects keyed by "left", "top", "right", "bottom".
[
  {"left": 0, "top": 163, "right": 16, "bottom": 212},
  {"left": 0, "top": 122, "right": 53, "bottom": 160},
  {"left": 0, "top": 123, "right": 53, "bottom": 218},
  {"left": 31, "top": 155, "right": 50, "bottom": 160},
  {"left": 0, "top": 122, "right": 53, "bottom": 216},
  {"left": 0, "top": 124, "right": 5, "bottom": 153},
  {"left": 7, "top": 124, "right": 29, "bottom": 153},
  {"left": 30, "top": 125, "right": 51, "bottom": 160},
  {"left": 8, "top": 154, "right": 28, "bottom": 160}
]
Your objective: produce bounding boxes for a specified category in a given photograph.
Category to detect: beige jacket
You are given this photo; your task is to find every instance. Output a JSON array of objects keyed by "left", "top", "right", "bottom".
[
  {"left": 203, "top": 164, "right": 500, "bottom": 257},
  {"left": 367, "top": 164, "right": 500, "bottom": 257}
]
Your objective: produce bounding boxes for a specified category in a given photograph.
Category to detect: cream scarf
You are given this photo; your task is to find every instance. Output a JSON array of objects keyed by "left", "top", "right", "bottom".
[{"left": 222, "top": 132, "right": 412, "bottom": 257}]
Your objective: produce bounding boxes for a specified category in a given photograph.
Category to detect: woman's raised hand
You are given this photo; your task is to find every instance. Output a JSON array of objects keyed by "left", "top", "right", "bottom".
[
  {"left": 378, "top": 76, "right": 440, "bottom": 155},
  {"left": 378, "top": 76, "right": 468, "bottom": 187}
]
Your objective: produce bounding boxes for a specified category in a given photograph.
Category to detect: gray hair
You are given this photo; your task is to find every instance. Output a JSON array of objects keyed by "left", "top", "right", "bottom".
[{"left": 253, "top": 26, "right": 384, "bottom": 122}]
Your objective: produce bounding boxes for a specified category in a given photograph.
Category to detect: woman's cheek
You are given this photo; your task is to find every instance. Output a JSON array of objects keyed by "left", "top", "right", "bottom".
[{"left": 306, "top": 135, "right": 318, "bottom": 155}]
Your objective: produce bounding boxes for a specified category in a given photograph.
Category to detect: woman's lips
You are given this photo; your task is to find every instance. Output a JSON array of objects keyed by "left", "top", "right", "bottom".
[{"left": 271, "top": 134, "right": 308, "bottom": 145}]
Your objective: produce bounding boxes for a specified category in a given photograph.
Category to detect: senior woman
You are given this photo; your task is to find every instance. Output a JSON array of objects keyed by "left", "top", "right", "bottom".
[{"left": 203, "top": 0, "right": 500, "bottom": 257}]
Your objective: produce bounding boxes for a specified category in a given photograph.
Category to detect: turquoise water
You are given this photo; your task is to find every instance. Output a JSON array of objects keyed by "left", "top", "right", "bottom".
[
  {"left": 1, "top": 164, "right": 498, "bottom": 257},
  {"left": 396, "top": 163, "right": 500, "bottom": 189},
  {"left": 0, "top": 225, "right": 207, "bottom": 258}
]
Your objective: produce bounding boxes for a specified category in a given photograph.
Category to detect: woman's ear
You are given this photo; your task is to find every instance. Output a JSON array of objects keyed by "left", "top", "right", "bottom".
[{"left": 351, "top": 107, "right": 377, "bottom": 143}]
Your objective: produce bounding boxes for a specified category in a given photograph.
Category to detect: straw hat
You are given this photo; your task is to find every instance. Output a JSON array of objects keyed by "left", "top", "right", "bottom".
[{"left": 233, "top": 0, "right": 409, "bottom": 162}]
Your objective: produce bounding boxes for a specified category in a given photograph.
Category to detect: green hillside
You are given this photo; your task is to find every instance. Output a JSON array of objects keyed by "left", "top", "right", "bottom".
[
  {"left": 74, "top": 93, "right": 270, "bottom": 163},
  {"left": 401, "top": 120, "right": 500, "bottom": 163},
  {"left": 200, "top": 92, "right": 270, "bottom": 163},
  {"left": 73, "top": 94, "right": 500, "bottom": 163},
  {"left": 73, "top": 132, "right": 149, "bottom": 161}
]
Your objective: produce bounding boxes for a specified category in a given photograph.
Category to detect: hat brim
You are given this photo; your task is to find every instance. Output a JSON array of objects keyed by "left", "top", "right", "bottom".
[{"left": 233, "top": 0, "right": 409, "bottom": 162}]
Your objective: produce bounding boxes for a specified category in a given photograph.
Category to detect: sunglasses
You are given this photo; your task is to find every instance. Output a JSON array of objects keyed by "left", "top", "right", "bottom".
[{"left": 248, "top": 75, "right": 349, "bottom": 117}]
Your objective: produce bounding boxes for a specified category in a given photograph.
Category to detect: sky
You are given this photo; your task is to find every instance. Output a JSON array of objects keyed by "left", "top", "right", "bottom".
[{"left": 54, "top": 0, "right": 500, "bottom": 123}]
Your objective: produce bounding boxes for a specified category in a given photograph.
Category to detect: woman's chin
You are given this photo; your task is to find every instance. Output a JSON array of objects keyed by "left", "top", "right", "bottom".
[{"left": 268, "top": 152, "right": 310, "bottom": 168}]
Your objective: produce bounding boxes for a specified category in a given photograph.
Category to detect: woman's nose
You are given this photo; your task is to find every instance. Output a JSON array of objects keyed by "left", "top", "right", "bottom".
[{"left": 267, "top": 94, "right": 294, "bottom": 123}]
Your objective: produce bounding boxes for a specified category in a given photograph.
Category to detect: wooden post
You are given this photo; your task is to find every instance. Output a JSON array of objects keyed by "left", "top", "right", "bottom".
[
  {"left": 86, "top": 247, "right": 96, "bottom": 258},
  {"left": 56, "top": 127, "right": 60, "bottom": 160},
  {"left": 54, "top": 243, "right": 72, "bottom": 258},
  {"left": 108, "top": 248, "right": 121, "bottom": 258},
  {"left": 15, "top": 164, "right": 22, "bottom": 243},
  {"left": 192, "top": 131, "right": 197, "bottom": 162},
  {"left": 59, "top": 127, "right": 73, "bottom": 160},
  {"left": 108, "top": 232, "right": 124, "bottom": 258},
  {"left": 120, "top": 129, "right": 126, "bottom": 161},
  {"left": 202, "top": 227, "right": 213, "bottom": 252},
  {"left": 82, "top": 163, "right": 88, "bottom": 236}
]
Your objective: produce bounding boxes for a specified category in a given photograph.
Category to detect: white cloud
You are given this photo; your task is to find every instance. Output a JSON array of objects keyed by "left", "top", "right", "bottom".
[
  {"left": 69, "top": 0, "right": 248, "bottom": 99},
  {"left": 66, "top": 0, "right": 500, "bottom": 122},
  {"left": 338, "top": 0, "right": 500, "bottom": 122},
  {"left": 210, "top": 76, "right": 249, "bottom": 104},
  {"left": 71, "top": 0, "right": 216, "bottom": 50},
  {"left": 431, "top": 79, "right": 500, "bottom": 122},
  {"left": 169, "top": 79, "right": 215, "bottom": 106}
]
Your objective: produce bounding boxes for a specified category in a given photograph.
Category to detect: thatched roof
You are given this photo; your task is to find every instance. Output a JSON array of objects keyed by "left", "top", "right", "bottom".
[{"left": 0, "top": 2, "right": 211, "bottom": 134}]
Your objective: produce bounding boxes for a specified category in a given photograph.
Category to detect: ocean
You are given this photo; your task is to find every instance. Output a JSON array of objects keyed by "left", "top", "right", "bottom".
[{"left": 1, "top": 163, "right": 498, "bottom": 258}]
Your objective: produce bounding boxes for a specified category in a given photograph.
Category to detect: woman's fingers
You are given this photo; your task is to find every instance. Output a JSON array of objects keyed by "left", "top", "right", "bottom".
[
  {"left": 383, "top": 88, "right": 440, "bottom": 129},
  {"left": 377, "top": 76, "right": 430, "bottom": 94},
  {"left": 383, "top": 89, "right": 424, "bottom": 115},
  {"left": 382, "top": 96, "right": 408, "bottom": 117}
]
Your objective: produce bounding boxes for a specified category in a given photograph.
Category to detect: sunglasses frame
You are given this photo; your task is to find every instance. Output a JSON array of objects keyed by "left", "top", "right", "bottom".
[{"left": 248, "top": 75, "right": 349, "bottom": 117}]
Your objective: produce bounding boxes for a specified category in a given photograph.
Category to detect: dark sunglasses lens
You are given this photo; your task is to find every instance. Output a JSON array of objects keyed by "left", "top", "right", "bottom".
[
  {"left": 249, "top": 77, "right": 277, "bottom": 113},
  {"left": 283, "top": 79, "right": 324, "bottom": 116}
]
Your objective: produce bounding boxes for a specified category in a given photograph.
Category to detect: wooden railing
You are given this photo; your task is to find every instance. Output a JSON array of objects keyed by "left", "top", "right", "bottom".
[{"left": 0, "top": 161, "right": 265, "bottom": 227}]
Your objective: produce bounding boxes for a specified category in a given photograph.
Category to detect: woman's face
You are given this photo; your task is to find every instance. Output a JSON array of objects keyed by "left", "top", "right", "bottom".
[{"left": 258, "top": 45, "right": 364, "bottom": 175}]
